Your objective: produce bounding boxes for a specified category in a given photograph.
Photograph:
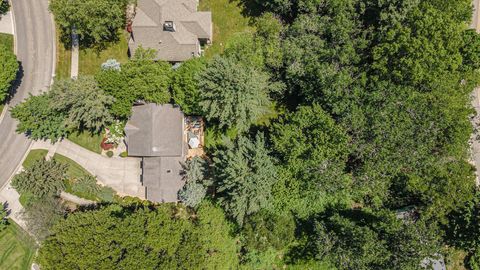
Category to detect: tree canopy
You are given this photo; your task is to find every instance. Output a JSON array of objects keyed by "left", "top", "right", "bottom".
[
  {"left": 12, "top": 159, "right": 67, "bottom": 201},
  {"left": 37, "top": 202, "right": 239, "bottom": 269},
  {"left": 198, "top": 56, "right": 273, "bottom": 131},
  {"left": 49, "top": 0, "right": 128, "bottom": 48},
  {"left": 0, "top": 44, "right": 18, "bottom": 102}
]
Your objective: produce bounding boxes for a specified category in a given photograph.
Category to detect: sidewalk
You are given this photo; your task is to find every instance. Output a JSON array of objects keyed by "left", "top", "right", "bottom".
[
  {"left": 32, "top": 139, "right": 144, "bottom": 199},
  {"left": 0, "top": 11, "right": 13, "bottom": 34}
]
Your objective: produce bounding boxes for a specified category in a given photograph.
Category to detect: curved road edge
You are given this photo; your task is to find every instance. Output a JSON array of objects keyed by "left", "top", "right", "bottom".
[{"left": 0, "top": 0, "right": 56, "bottom": 189}]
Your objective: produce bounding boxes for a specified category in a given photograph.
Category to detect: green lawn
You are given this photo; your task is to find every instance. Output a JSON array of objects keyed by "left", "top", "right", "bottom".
[
  {"left": 53, "top": 153, "right": 90, "bottom": 179},
  {"left": 0, "top": 33, "right": 14, "bottom": 51},
  {"left": 199, "top": 0, "right": 254, "bottom": 57},
  {"left": 67, "top": 131, "right": 103, "bottom": 154},
  {"left": 22, "top": 150, "right": 48, "bottom": 168},
  {"left": 0, "top": 221, "right": 36, "bottom": 270},
  {"left": 55, "top": 27, "right": 71, "bottom": 80},
  {"left": 79, "top": 31, "right": 129, "bottom": 76}
]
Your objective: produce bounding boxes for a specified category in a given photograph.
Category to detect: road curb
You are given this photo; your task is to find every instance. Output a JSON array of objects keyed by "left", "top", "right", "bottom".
[{"left": 8, "top": 0, "right": 16, "bottom": 54}]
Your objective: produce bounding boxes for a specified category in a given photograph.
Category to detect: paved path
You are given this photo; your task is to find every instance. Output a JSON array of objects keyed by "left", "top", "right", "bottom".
[
  {"left": 70, "top": 29, "right": 79, "bottom": 78},
  {"left": 59, "top": 191, "right": 96, "bottom": 206},
  {"left": 32, "top": 140, "right": 144, "bottom": 199},
  {"left": 0, "top": 11, "right": 13, "bottom": 34},
  {"left": 0, "top": 0, "right": 55, "bottom": 189}
]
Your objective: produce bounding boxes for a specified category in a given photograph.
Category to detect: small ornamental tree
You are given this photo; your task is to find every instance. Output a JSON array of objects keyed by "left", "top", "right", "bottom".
[
  {"left": 213, "top": 133, "right": 278, "bottom": 225},
  {"left": 178, "top": 157, "right": 210, "bottom": 208},
  {"left": 198, "top": 56, "right": 272, "bottom": 131},
  {"left": 0, "top": 44, "right": 18, "bottom": 102},
  {"left": 12, "top": 159, "right": 67, "bottom": 200}
]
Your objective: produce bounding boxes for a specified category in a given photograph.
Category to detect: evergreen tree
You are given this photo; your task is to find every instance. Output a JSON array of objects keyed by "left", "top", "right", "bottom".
[
  {"left": 198, "top": 56, "right": 272, "bottom": 131},
  {"left": 213, "top": 133, "right": 278, "bottom": 225}
]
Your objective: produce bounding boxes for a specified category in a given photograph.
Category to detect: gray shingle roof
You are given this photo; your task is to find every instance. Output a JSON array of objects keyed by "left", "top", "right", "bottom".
[
  {"left": 129, "top": 0, "right": 212, "bottom": 62},
  {"left": 142, "top": 157, "right": 185, "bottom": 202},
  {"left": 125, "top": 103, "right": 184, "bottom": 157},
  {"left": 125, "top": 104, "right": 186, "bottom": 203}
]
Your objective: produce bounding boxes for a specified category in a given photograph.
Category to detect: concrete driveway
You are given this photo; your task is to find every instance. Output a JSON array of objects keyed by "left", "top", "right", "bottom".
[{"left": 32, "top": 140, "right": 145, "bottom": 199}]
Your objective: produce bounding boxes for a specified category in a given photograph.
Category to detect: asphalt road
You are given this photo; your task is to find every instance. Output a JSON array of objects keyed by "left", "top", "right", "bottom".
[{"left": 0, "top": 0, "right": 55, "bottom": 187}]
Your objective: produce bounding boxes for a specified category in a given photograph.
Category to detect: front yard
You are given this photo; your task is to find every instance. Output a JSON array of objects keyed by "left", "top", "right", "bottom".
[
  {"left": 67, "top": 131, "right": 103, "bottom": 154},
  {"left": 0, "top": 221, "right": 36, "bottom": 270}
]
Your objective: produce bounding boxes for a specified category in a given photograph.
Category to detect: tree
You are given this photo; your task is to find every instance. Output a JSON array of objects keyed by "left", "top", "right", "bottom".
[
  {"left": 270, "top": 104, "right": 352, "bottom": 217},
  {"left": 213, "top": 133, "right": 278, "bottom": 225},
  {"left": 11, "top": 159, "right": 67, "bottom": 200},
  {"left": 37, "top": 203, "right": 239, "bottom": 269},
  {"left": 21, "top": 198, "right": 66, "bottom": 241},
  {"left": 0, "top": 44, "right": 18, "bottom": 102},
  {"left": 50, "top": 76, "right": 114, "bottom": 133},
  {"left": 198, "top": 56, "right": 272, "bottom": 131},
  {"left": 95, "top": 68, "right": 132, "bottom": 118},
  {"left": 178, "top": 157, "right": 210, "bottom": 208},
  {"left": 11, "top": 94, "right": 69, "bottom": 141},
  {"left": 172, "top": 57, "right": 206, "bottom": 115},
  {"left": 0, "top": 203, "right": 8, "bottom": 231},
  {"left": 300, "top": 209, "right": 441, "bottom": 270},
  {"left": 49, "top": 0, "right": 128, "bottom": 48},
  {"left": 122, "top": 47, "right": 173, "bottom": 104}
]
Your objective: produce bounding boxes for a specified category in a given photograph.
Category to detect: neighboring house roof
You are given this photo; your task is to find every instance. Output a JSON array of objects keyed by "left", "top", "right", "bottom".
[
  {"left": 129, "top": 0, "right": 212, "bottom": 62},
  {"left": 125, "top": 103, "right": 186, "bottom": 202}
]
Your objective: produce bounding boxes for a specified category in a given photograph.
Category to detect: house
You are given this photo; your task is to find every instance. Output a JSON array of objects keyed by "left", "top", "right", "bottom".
[
  {"left": 128, "top": 0, "right": 213, "bottom": 62},
  {"left": 124, "top": 104, "right": 186, "bottom": 202}
]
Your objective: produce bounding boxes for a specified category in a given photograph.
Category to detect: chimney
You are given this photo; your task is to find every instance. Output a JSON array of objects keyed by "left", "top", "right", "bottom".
[{"left": 163, "top": 21, "right": 176, "bottom": 32}]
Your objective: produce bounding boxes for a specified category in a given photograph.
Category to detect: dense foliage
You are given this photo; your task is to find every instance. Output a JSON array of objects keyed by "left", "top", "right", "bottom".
[
  {"left": 96, "top": 48, "right": 173, "bottom": 118},
  {"left": 198, "top": 56, "right": 273, "bottom": 131},
  {"left": 12, "top": 159, "right": 67, "bottom": 201},
  {"left": 49, "top": 0, "right": 128, "bottom": 48},
  {"left": 0, "top": 44, "right": 18, "bottom": 102},
  {"left": 12, "top": 77, "right": 113, "bottom": 140},
  {"left": 37, "top": 202, "right": 239, "bottom": 269},
  {"left": 172, "top": 58, "right": 206, "bottom": 115},
  {"left": 178, "top": 157, "right": 210, "bottom": 208},
  {"left": 35, "top": 0, "right": 480, "bottom": 268},
  {"left": 213, "top": 133, "right": 278, "bottom": 225}
]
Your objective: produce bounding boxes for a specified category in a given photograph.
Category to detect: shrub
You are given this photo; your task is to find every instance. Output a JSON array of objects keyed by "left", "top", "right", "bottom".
[
  {"left": 106, "top": 151, "right": 113, "bottom": 158},
  {"left": 119, "top": 151, "right": 128, "bottom": 158}
]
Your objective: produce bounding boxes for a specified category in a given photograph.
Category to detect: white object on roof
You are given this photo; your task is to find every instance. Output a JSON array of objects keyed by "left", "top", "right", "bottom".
[{"left": 188, "top": 136, "right": 200, "bottom": 149}]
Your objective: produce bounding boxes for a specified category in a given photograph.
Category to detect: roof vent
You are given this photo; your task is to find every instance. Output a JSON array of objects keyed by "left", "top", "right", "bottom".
[{"left": 164, "top": 21, "right": 176, "bottom": 32}]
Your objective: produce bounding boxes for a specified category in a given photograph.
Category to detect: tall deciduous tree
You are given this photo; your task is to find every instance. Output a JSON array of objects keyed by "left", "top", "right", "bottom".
[
  {"left": 213, "top": 133, "right": 278, "bottom": 225},
  {"left": 0, "top": 44, "right": 18, "bottom": 102},
  {"left": 11, "top": 94, "right": 69, "bottom": 141},
  {"left": 198, "top": 56, "right": 272, "bottom": 131},
  {"left": 271, "top": 104, "right": 352, "bottom": 217},
  {"left": 50, "top": 76, "right": 114, "bottom": 133},
  {"left": 12, "top": 159, "right": 67, "bottom": 200},
  {"left": 172, "top": 57, "right": 206, "bottom": 115},
  {"left": 49, "top": 0, "right": 128, "bottom": 48},
  {"left": 122, "top": 47, "right": 173, "bottom": 104},
  {"left": 37, "top": 203, "right": 239, "bottom": 269}
]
